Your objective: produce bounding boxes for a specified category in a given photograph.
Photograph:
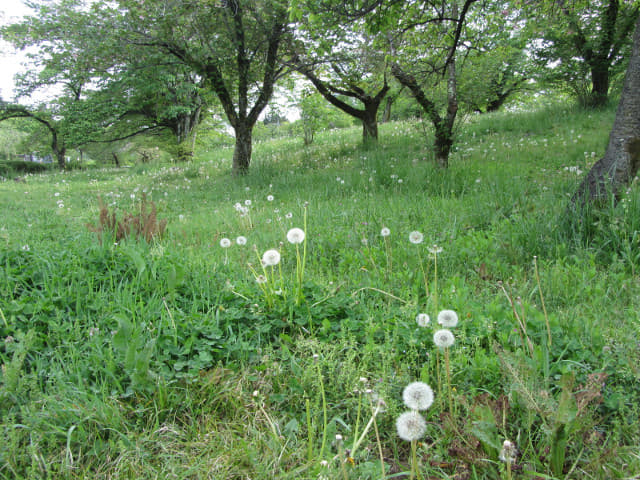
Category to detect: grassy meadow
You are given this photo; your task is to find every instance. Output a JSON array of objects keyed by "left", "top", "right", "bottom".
[{"left": 1, "top": 102, "right": 640, "bottom": 479}]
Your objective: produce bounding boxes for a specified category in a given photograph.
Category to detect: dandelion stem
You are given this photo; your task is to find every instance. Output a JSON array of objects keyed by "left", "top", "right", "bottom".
[
  {"left": 533, "top": 256, "right": 552, "bottom": 347},
  {"left": 445, "top": 346, "right": 453, "bottom": 413}
]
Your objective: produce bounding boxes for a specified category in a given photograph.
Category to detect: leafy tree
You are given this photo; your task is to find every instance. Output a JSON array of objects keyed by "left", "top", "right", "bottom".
[
  {"left": 388, "top": 0, "right": 479, "bottom": 167},
  {"left": 532, "top": 0, "right": 639, "bottom": 107},
  {"left": 290, "top": 11, "right": 390, "bottom": 143},
  {"left": 3, "top": 0, "right": 219, "bottom": 163},
  {"left": 571, "top": 15, "right": 640, "bottom": 207},
  {"left": 107, "top": 0, "right": 292, "bottom": 174}
]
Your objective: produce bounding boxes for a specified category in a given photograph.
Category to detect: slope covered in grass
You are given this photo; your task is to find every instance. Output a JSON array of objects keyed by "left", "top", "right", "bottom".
[{"left": 1, "top": 102, "right": 639, "bottom": 479}]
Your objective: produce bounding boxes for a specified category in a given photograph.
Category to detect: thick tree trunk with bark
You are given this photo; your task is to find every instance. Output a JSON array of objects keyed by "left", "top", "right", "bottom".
[
  {"left": 571, "top": 16, "right": 640, "bottom": 209},
  {"left": 232, "top": 121, "right": 253, "bottom": 175}
]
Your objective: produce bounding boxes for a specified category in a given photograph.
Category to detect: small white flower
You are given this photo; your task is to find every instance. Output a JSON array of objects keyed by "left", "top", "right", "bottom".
[
  {"left": 285, "top": 212, "right": 293, "bottom": 219},
  {"left": 220, "top": 238, "right": 231, "bottom": 248},
  {"left": 396, "top": 410, "right": 427, "bottom": 441},
  {"left": 433, "top": 329, "right": 455, "bottom": 348},
  {"left": 245, "top": 199, "right": 252, "bottom": 206},
  {"left": 256, "top": 275, "right": 267, "bottom": 284},
  {"left": 287, "top": 227, "right": 305, "bottom": 244},
  {"left": 380, "top": 227, "right": 391, "bottom": 237},
  {"left": 267, "top": 195, "right": 274, "bottom": 202},
  {"left": 402, "top": 382, "right": 434, "bottom": 410},
  {"left": 236, "top": 236, "right": 247, "bottom": 246},
  {"left": 416, "top": 313, "right": 430, "bottom": 327},
  {"left": 262, "top": 249, "right": 281, "bottom": 266},
  {"left": 21, "top": 244, "right": 30, "bottom": 251},
  {"left": 409, "top": 231, "right": 424, "bottom": 244},
  {"left": 437, "top": 310, "right": 458, "bottom": 328}
]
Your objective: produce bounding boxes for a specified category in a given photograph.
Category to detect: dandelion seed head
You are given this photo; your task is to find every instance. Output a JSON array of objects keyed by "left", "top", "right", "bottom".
[
  {"left": 409, "top": 231, "right": 424, "bottom": 244},
  {"left": 434, "top": 329, "right": 455, "bottom": 348},
  {"left": 267, "top": 194, "right": 274, "bottom": 201},
  {"left": 416, "top": 313, "right": 430, "bottom": 327},
  {"left": 396, "top": 410, "right": 427, "bottom": 441},
  {"left": 380, "top": 227, "right": 391, "bottom": 237},
  {"left": 287, "top": 227, "right": 305, "bottom": 244},
  {"left": 428, "top": 244, "right": 443, "bottom": 255},
  {"left": 256, "top": 275, "right": 267, "bottom": 284},
  {"left": 262, "top": 249, "right": 281, "bottom": 266},
  {"left": 402, "top": 382, "right": 434, "bottom": 410},
  {"left": 437, "top": 309, "right": 458, "bottom": 328},
  {"left": 236, "top": 236, "right": 247, "bottom": 246},
  {"left": 499, "top": 440, "right": 517, "bottom": 463},
  {"left": 220, "top": 238, "right": 231, "bottom": 248}
]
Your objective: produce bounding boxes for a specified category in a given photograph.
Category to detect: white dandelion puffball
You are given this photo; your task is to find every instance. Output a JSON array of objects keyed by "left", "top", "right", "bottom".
[
  {"left": 267, "top": 194, "right": 274, "bottom": 202},
  {"left": 236, "top": 236, "right": 247, "bottom": 246},
  {"left": 409, "top": 231, "right": 424, "bottom": 244},
  {"left": 396, "top": 410, "right": 427, "bottom": 442},
  {"left": 287, "top": 227, "right": 305, "bottom": 244},
  {"left": 416, "top": 313, "right": 430, "bottom": 327},
  {"left": 402, "top": 382, "right": 434, "bottom": 410},
  {"left": 256, "top": 275, "right": 267, "bottom": 284},
  {"left": 428, "top": 244, "right": 443, "bottom": 255},
  {"left": 262, "top": 249, "right": 281, "bottom": 266},
  {"left": 499, "top": 440, "right": 517, "bottom": 463},
  {"left": 437, "top": 310, "right": 459, "bottom": 328},
  {"left": 220, "top": 238, "right": 231, "bottom": 248},
  {"left": 434, "top": 329, "right": 455, "bottom": 348},
  {"left": 380, "top": 227, "right": 391, "bottom": 237}
]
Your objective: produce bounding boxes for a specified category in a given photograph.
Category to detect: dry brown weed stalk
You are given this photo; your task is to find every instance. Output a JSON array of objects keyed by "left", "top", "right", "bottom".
[{"left": 87, "top": 194, "right": 167, "bottom": 244}]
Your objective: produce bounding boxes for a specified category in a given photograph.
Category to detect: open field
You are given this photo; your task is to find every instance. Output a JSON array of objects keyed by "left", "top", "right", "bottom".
[{"left": 1, "top": 102, "right": 639, "bottom": 479}]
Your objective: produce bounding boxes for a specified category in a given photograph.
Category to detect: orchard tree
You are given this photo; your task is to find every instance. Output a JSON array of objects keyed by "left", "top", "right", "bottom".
[
  {"left": 114, "top": 0, "right": 292, "bottom": 174},
  {"left": 571, "top": 15, "right": 640, "bottom": 208},
  {"left": 533, "top": 0, "right": 639, "bottom": 107},
  {"left": 388, "top": 0, "right": 478, "bottom": 167},
  {"left": 2, "top": 1, "right": 211, "bottom": 162},
  {"left": 290, "top": 11, "right": 390, "bottom": 143}
]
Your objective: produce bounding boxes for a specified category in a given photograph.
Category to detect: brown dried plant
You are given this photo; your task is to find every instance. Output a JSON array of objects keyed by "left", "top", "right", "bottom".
[{"left": 87, "top": 194, "right": 167, "bottom": 244}]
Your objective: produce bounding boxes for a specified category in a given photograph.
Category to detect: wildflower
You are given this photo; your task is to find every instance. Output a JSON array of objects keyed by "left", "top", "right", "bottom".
[
  {"left": 287, "top": 227, "right": 305, "bottom": 244},
  {"left": 499, "top": 440, "right": 517, "bottom": 463},
  {"left": 245, "top": 199, "right": 252, "bottom": 206},
  {"left": 285, "top": 212, "right": 293, "bottom": 219},
  {"left": 236, "top": 236, "right": 247, "bottom": 246},
  {"left": 256, "top": 275, "right": 267, "bottom": 284},
  {"left": 267, "top": 194, "right": 274, "bottom": 202},
  {"left": 21, "top": 244, "right": 30, "bottom": 251},
  {"left": 396, "top": 411, "right": 427, "bottom": 441},
  {"left": 220, "top": 238, "right": 231, "bottom": 248},
  {"left": 434, "top": 329, "right": 455, "bottom": 348},
  {"left": 416, "top": 313, "right": 430, "bottom": 327},
  {"left": 402, "top": 382, "right": 434, "bottom": 410},
  {"left": 409, "top": 231, "right": 424, "bottom": 244},
  {"left": 380, "top": 227, "right": 391, "bottom": 237},
  {"left": 262, "top": 249, "right": 281, "bottom": 266},
  {"left": 437, "top": 310, "right": 458, "bottom": 328}
]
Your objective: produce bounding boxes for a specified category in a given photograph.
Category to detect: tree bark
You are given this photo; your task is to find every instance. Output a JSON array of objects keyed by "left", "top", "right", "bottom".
[
  {"left": 570, "top": 16, "right": 640, "bottom": 209},
  {"left": 232, "top": 121, "right": 253, "bottom": 175}
]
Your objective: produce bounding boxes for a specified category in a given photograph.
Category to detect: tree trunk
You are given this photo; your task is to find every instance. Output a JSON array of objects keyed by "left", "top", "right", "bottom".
[
  {"left": 55, "top": 147, "right": 66, "bottom": 170},
  {"left": 362, "top": 102, "right": 379, "bottom": 142},
  {"left": 112, "top": 152, "right": 120, "bottom": 167},
  {"left": 590, "top": 64, "right": 610, "bottom": 107},
  {"left": 381, "top": 95, "right": 394, "bottom": 123},
  {"left": 570, "top": 16, "right": 640, "bottom": 209},
  {"left": 232, "top": 121, "right": 253, "bottom": 175}
]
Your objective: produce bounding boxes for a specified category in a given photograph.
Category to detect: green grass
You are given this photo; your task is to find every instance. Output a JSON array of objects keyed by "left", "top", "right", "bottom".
[{"left": 1, "top": 101, "right": 640, "bottom": 479}]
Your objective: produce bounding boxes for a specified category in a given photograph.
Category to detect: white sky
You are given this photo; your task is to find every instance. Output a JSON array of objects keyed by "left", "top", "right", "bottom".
[{"left": 0, "top": 2, "right": 33, "bottom": 100}]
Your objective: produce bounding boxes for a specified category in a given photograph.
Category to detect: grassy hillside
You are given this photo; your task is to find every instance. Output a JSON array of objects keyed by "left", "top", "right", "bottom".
[{"left": 1, "top": 102, "right": 639, "bottom": 479}]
